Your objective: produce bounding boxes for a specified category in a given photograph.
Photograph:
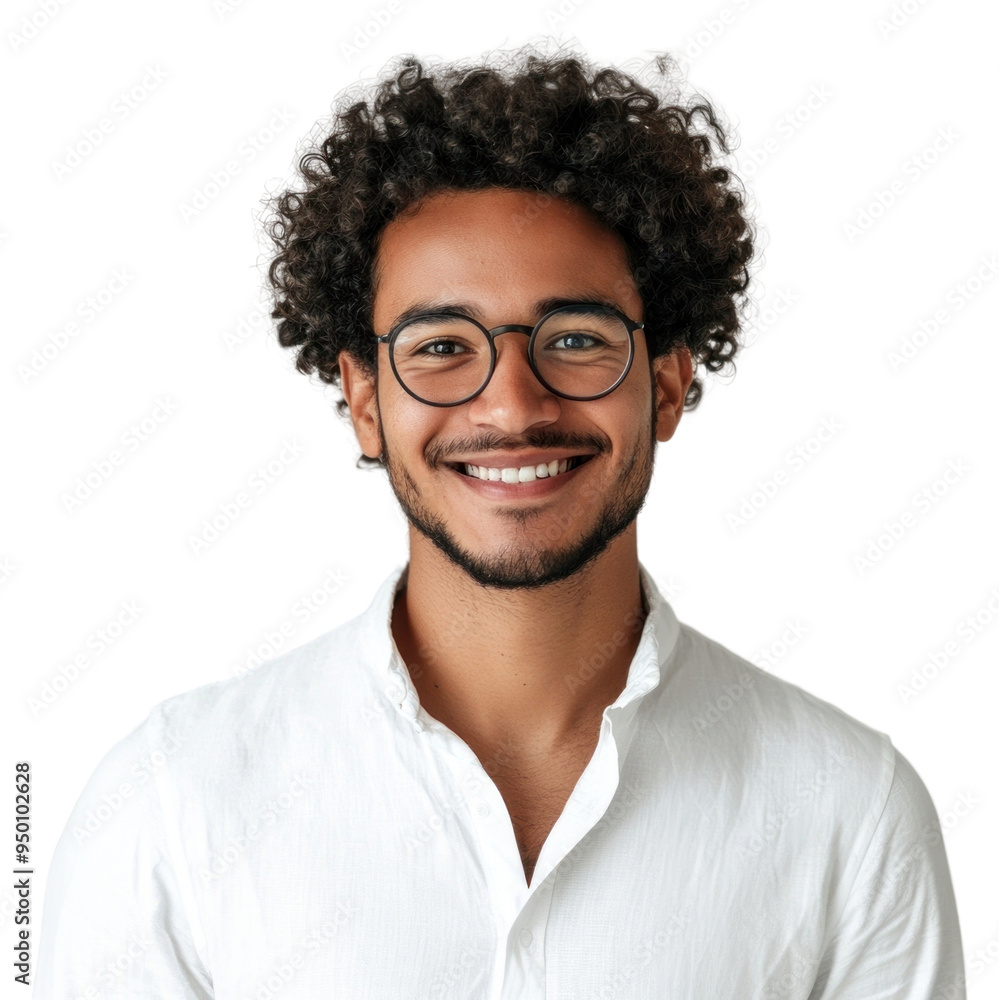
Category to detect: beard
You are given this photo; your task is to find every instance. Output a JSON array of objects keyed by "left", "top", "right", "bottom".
[{"left": 374, "top": 389, "right": 657, "bottom": 591}]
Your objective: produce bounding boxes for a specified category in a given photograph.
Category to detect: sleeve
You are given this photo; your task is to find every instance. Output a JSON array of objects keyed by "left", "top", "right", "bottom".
[
  {"left": 33, "top": 708, "right": 213, "bottom": 999},
  {"left": 808, "top": 745, "right": 966, "bottom": 1000}
]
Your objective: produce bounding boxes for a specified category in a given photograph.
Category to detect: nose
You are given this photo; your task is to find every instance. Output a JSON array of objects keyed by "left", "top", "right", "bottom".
[{"left": 465, "top": 329, "right": 561, "bottom": 432}]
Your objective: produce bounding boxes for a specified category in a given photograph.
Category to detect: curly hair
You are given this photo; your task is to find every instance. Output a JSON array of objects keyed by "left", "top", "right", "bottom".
[{"left": 263, "top": 42, "right": 756, "bottom": 468}]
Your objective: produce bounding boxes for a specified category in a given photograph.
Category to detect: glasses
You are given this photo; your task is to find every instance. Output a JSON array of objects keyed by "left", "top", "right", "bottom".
[{"left": 375, "top": 302, "right": 643, "bottom": 407}]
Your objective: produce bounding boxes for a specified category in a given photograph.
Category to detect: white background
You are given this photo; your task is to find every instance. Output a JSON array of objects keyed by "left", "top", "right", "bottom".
[{"left": 3, "top": 0, "right": 997, "bottom": 992}]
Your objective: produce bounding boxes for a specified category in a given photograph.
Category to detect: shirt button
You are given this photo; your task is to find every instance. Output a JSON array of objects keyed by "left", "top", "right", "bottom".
[
  {"left": 475, "top": 801, "right": 491, "bottom": 819},
  {"left": 519, "top": 929, "right": 533, "bottom": 948}
]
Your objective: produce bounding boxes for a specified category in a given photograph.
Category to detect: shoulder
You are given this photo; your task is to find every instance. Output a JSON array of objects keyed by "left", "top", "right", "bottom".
[
  {"left": 643, "top": 619, "right": 951, "bottom": 899},
  {"left": 151, "top": 608, "right": 373, "bottom": 747},
  {"left": 74, "top": 607, "right": 378, "bottom": 814},
  {"left": 654, "top": 619, "right": 898, "bottom": 813}
]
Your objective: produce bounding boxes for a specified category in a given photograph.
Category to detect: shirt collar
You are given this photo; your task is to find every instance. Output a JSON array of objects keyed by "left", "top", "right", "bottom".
[{"left": 361, "top": 560, "right": 680, "bottom": 726}]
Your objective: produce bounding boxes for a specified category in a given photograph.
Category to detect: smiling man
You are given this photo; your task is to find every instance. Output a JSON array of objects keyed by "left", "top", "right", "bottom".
[
  {"left": 341, "top": 183, "right": 684, "bottom": 890},
  {"left": 35, "top": 45, "right": 964, "bottom": 1000}
]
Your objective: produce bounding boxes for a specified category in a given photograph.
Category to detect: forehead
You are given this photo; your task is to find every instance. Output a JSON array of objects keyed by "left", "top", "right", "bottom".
[{"left": 371, "top": 187, "right": 638, "bottom": 328}]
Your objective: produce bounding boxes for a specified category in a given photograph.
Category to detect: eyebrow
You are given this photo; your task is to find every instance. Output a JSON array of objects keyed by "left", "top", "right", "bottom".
[{"left": 389, "top": 294, "right": 626, "bottom": 329}]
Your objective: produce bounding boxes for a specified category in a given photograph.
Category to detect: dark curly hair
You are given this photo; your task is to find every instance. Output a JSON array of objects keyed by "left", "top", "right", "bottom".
[{"left": 263, "top": 42, "right": 756, "bottom": 469}]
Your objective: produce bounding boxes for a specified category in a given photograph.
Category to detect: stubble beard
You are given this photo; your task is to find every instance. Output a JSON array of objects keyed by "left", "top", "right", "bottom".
[{"left": 376, "top": 412, "right": 657, "bottom": 591}]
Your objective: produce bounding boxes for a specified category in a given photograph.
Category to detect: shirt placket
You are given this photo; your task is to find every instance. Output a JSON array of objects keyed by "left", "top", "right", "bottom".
[{"left": 426, "top": 706, "right": 639, "bottom": 999}]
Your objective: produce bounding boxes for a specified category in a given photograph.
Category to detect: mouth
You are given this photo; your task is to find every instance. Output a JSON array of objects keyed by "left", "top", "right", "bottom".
[{"left": 446, "top": 454, "right": 596, "bottom": 483}]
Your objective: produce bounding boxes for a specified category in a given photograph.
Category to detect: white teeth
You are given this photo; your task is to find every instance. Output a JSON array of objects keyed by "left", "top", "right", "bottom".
[{"left": 461, "top": 457, "right": 584, "bottom": 481}]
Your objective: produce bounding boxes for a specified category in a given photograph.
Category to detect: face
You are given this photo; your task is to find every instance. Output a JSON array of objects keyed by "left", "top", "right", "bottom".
[{"left": 340, "top": 186, "right": 691, "bottom": 590}]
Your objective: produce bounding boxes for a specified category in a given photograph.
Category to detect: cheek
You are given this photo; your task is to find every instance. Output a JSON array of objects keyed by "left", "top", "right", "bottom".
[
  {"left": 381, "top": 404, "right": 443, "bottom": 463},
  {"left": 612, "top": 380, "right": 651, "bottom": 430}
]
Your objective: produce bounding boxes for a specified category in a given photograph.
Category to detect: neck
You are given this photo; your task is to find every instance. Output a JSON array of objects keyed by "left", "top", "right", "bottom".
[{"left": 390, "top": 528, "right": 648, "bottom": 758}]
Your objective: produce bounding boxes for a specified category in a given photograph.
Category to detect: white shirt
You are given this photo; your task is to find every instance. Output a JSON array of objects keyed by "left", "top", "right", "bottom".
[{"left": 35, "top": 561, "right": 965, "bottom": 999}]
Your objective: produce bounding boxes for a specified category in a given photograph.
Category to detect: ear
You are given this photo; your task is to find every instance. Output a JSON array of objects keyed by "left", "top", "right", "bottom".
[
  {"left": 652, "top": 346, "right": 694, "bottom": 443},
  {"left": 338, "top": 349, "right": 383, "bottom": 460}
]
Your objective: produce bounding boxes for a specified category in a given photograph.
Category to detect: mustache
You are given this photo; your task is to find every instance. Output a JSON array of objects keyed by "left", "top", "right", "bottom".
[{"left": 427, "top": 432, "right": 609, "bottom": 467}]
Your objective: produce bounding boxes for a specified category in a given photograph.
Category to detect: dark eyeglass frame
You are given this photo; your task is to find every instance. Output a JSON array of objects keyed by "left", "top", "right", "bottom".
[{"left": 374, "top": 302, "right": 644, "bottom": 407}]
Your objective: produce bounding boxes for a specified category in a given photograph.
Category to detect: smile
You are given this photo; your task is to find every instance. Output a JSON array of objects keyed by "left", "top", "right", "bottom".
[
  {"left": 452, "top": 455, "right": 593, "bottom": 482},
  {"left": 445, "top": 454, "right": 597, "bottom": 499}
]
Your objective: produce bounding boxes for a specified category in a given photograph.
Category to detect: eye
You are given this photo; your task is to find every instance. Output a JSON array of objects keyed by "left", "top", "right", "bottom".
[
  {"left": 549, "top": 332, "right": 602, "bottom": 350},
  {"left": 415, "top": 338, "right": 468, "bottom": 356}
]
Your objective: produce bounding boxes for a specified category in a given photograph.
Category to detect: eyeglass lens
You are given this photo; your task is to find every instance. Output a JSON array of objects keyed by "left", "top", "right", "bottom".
[{"left": 391, "top": 309, "right": 631, "bottom": 404}]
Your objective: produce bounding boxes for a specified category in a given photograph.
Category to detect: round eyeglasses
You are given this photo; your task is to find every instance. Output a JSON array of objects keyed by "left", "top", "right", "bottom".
[{"left": 374, "top": 302, "right": 643, "bottom": 407}]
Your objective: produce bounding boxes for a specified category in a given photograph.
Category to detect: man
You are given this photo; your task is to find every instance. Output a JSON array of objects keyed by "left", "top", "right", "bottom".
[{"left": 36, "top": 47, "right": 965, "bottom": 998}]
